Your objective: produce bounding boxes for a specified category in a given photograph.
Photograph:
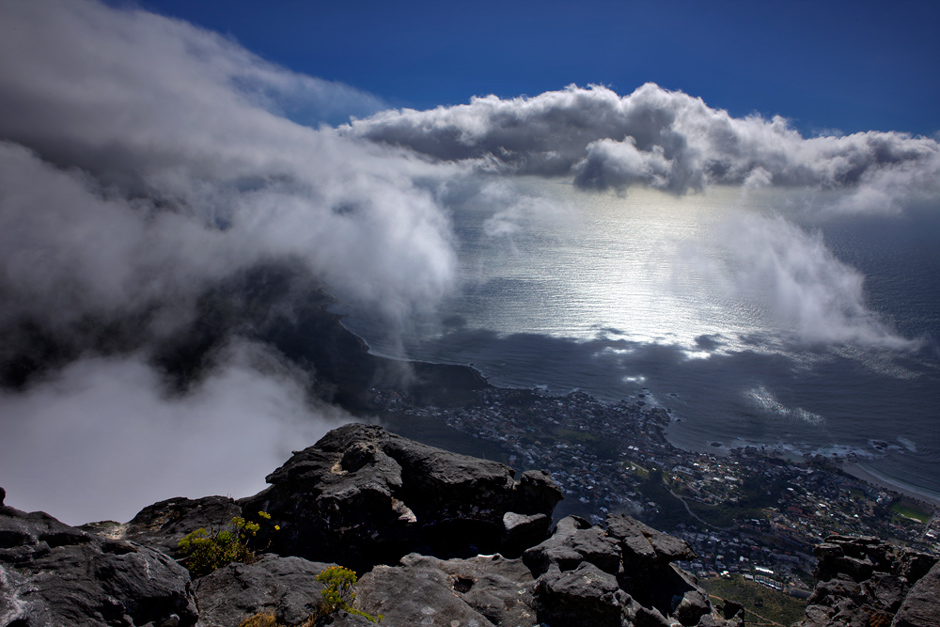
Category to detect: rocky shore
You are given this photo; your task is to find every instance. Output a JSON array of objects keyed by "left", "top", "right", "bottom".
[{"left": 2, "top": 424, "right": 938, "bottom": 627}]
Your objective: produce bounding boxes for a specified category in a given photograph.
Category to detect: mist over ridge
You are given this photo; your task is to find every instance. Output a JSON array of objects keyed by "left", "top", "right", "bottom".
[{"left": 1, "top": 0, "right": 938, "bottom": 524}]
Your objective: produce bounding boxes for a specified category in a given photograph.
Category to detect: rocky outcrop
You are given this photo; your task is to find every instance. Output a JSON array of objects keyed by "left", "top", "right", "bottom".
[
  {"left": 536, "top": 561, "right": 630, "bottom": 627},
  {"left": 520, "top": 514, "right": 715, "bottom": 627},
  {"left": 240, "top": 423, "right": 563, "bottom": 572},
  {"left": 798, "top": 535, "right": 939, "bottom": 627},
  {"left": 119, "top": 496, "right": 243, "bottom": 558},
  {"left": 0, "top": 491, "right": 197, "bottom": 627},
  {"left": 337, "top": 512, "right": 730, "bottom": 627},
  {"left": 12, "top": 426, "right": 938, "bottom": 627},
  {"left": 194, "top": 554, "right": 337, "bottom": 627},
  {"left": 1, "top": 422, "right": 740, "bottom": 627},
  {"left": 892, "top": 559, "right": 940, "bottom": 627}
]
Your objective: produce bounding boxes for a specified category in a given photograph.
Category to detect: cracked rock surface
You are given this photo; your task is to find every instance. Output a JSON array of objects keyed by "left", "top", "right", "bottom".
[
  {"left": 797, "top": 535, "right": 939, "bottom": 627},
  {"left": 240, "top": 423, "right": 563, "bottom": 572},
  {"left": 0, "top": 491, "right": 197, "bottom": 627}
]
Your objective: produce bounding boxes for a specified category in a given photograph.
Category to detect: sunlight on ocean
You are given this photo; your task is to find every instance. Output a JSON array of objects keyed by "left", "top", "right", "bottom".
[{"left": 345, "top": 179, "right": 940, "bottom": 501}]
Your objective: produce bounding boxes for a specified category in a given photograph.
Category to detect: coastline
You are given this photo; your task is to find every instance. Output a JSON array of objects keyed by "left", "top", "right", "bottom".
[
  {"left": 334, "top": 308, "right": 940, "bottom": 518},
  {"left": 841, "top": 462, "right": 940, "bottom": 510}
]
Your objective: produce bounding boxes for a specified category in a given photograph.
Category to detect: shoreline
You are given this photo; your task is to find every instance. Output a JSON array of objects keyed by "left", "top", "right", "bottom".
[
  {"left": 840, "top": 462, "right": 940, "bottom": 510},
  {"left": 334, "top": 313, "right": 940, "bottom": 516},
  {"left": 388, "top": 353, "right": 940, "bottom": 514}
]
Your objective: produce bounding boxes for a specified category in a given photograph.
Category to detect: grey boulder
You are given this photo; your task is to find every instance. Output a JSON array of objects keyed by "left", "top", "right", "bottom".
[
  {"left": 241, "top": 424, "right": 562, "bottom": 572},
  {"left": 798, "top": 534, "right": 939, "bottom": 627},
  {"left": 0, "top": 496, "right": 197, "bottom": 627},
  {"left": 194, "top": 554, "right": 336, "bottom": 627}
]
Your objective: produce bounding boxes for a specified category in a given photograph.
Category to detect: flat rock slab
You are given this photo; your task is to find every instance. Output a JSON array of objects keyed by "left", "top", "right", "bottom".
[
  {"left": 355, "top": 562, "right": 498, "bottom": 627},
  {"left": 523, "top": 516, "right": 621, "bottom": 575},
  {"left": 399, "top": 553, "right": 538, "bottom": 627},
  {"left": 606, "top": 514, "right": 695, "bottom": 564}
]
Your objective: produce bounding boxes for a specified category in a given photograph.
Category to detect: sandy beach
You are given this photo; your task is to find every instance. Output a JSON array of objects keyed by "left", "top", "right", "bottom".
[{"left": 841, "top": 462, "right": 940, "bottom": 510}]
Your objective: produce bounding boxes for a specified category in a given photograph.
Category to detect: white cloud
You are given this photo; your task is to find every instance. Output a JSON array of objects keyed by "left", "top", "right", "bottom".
[
  {"left": 0, "top": 0, "right": 457, "bottom": 521},
  {"left": 712, "top": 213, "right": 916, "bottom": 348},
  {"left": 0, "top": 341, "right": 352, "bottom": 525},
  {"left": 478, "top": 181, "right": 572, "bottom": 240},
  {"left": 0, "top": 0, "right": 931, "bottom": 524},
  {"left": 347, "top": 83, "right": 940, "bottom": 210},
  {"left": 0, "top": 0, "right": 458, "bottom": 329},
  {"left": 743, "top": 166, "right": 773, "bottom": 189}
]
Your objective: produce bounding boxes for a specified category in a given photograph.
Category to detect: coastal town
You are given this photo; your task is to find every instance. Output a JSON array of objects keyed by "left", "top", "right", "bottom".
[{"left": 370, "top": 384, "right": 940, "bottom": 595}]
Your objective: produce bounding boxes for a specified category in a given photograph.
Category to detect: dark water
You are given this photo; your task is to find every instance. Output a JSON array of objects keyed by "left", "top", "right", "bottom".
[{"left": 346, "top": 183, "right": 940, "bottom": 500}]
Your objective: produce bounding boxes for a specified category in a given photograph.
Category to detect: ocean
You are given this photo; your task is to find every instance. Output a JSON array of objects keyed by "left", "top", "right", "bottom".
[{"left": 342, "top": 179, "right": 940, "bottom": 502}]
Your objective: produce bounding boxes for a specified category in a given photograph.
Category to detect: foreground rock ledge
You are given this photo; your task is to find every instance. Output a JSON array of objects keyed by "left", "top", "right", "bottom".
[
  {"left": 1, "top": 425, "right": 742, "bottom": 627},
  {"left": 4, "top": 425, "right": 936, "bottom": 627},
  {"left": 0, "top": 487, "right": 197, "bottom": 627},
  {"left": 797, "top": 535, "right": 939, "bottom": 627},
  {"left": 242, "top": 423, "right": 564, "bottom": 571}
]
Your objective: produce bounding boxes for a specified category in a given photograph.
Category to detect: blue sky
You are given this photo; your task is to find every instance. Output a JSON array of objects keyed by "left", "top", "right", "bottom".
[{"left": 135, "top": 0, "right": 940, "bottom": 136}]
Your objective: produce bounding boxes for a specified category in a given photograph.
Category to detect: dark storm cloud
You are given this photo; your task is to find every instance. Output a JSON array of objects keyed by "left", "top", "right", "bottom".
[{"left": 347, "top": 83, "right": 940, "bottom": 211}]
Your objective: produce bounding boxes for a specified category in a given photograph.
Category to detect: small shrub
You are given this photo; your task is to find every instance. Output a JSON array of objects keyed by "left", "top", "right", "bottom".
[
  {"left": 239, "top": 612, "right": 279, "bottom": 627},
  {"left": 316, "top": 566, "right": 381, "bottom": 623},
  {"left": 233, "top": 567, "right": 381, "bottom": 626},
  {"left": 178, "top": 513, "right": 268, "bottom": 577}
]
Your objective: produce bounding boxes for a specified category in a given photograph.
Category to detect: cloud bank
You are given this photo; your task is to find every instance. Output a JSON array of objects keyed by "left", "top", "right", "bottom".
[
  {"left": 0, "top": 0, "right": 456, "bottom": 522},
  {"left": 347, "top": 83, "right": 940, "bottom": 211},
  {"left": 711, "top": 213, "right": 916, "bottom": 348},
  {"left": 0, "top": 0, "right": 459, "bottom": 333},
  {"left": 0, "top": 342, "right": 351, "bottom": 525}
]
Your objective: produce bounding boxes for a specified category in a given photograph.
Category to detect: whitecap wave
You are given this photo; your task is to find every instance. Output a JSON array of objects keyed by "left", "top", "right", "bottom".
[{"left": 744, "top": 385, "right": 825, "bottom": 425}]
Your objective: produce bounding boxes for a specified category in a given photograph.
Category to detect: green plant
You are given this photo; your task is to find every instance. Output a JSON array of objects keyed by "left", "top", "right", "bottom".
[
  {"left": 701, "top": 574, "right": 808, "bottom": 626},
  {"left": 178, "top": 513, "right": 268, "bottom": 577},
  {"left": 316, "top": 566, "right": 381, "bottom": 623},
  {"left": 233, "top": 567, "right": 382, "bottom": 626}
]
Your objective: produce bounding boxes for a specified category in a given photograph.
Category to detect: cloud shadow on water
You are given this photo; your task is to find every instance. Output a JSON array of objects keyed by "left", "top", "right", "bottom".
[{"left": 412, "top": 326, "right": 940, "bottom": 492}]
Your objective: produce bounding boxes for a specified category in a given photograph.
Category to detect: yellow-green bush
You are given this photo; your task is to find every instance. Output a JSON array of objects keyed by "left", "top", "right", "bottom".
[
  {"left": 317, "top": 566, "right": 381, "bottom": 623},
  {"left": 236, "top": 568, "right": 381, "bottom": 626},
  {"left": 178, "top": 513, "right": 269, "bottom": 577}
]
